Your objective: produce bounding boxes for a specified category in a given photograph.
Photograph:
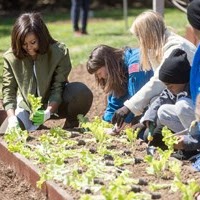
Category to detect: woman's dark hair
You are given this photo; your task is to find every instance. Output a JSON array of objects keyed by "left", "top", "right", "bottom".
[
  {"left": 86, "top": 44, "right": 127, "bottom": 97},
  {"left": 11, "top": 12, "right": 57, "bottom": 59}
]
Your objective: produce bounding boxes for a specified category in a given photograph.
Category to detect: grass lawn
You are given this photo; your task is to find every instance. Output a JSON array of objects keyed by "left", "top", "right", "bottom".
[{"left": 0, "top": 8, "right": 189, "bottom": 96}]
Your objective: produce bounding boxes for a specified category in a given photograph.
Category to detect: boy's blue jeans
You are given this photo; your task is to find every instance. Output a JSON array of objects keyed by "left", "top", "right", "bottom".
[{"left": 183, "top": 123, "right": 200, "bottom": 151}]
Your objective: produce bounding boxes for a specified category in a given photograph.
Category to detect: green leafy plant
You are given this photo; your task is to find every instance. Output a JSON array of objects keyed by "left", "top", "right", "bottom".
[
  {"left": 124, "top": 127, "right": 139, "bottom": 154},
  {"left": 4, "top": 128, "right": 32, "bottom": 158},
  {"left": 162, "top": 126, "right": 179, "bottom": 151},
  {"left": 144, "top": 126, "right": 182, "bottom": 179},
  {"left": 168, "top": 159, "right": 182, "bottom": 180},
  {"left": 80, "top": 116, "right": 112, "bottom": 144},
  {"left": 144, "top": 148, "right": 173, "bottom": 178},
  {"left": 101, "top": 170, "right": 151, "bottom": 200},
  {"left": 149, "top": 183, "right": 171, "bottom": 192},
  {"left": 173, "top": 178, "right": 200, "bottom": 200},
  {"left": 77, "top": 114, "right": 89, "bottom": 125},
  {"left": 124, "top": 127, "right": 138, "bottom": 144},
  {"left": 27, "top": 93, "right": 42, "bottom": 120}
]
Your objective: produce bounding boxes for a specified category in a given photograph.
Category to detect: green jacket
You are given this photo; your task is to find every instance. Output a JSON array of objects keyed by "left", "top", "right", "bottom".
[{"left": 2, "top": 42, "right": 72, "bottom": 112}]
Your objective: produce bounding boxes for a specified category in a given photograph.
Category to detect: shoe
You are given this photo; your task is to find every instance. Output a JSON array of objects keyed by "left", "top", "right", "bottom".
[
  {"left": 63, "top": 120, "right": 79, "bottom": 129},
  {"left": 74, "top": 31, "right": 82, "bottom": 37},
  {"left": 191, "top": 153, "right": 200, "bottom": 171},
  {"left": 81, "top": 30, "right": 88, "bottom": 35},
  {"left": 171, "top": 150, "right": 199, "bottom": 160}
]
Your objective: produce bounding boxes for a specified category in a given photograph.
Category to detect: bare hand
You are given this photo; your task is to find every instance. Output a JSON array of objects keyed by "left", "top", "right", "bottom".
[{"left": 174, "top": 135, "right": 184, "bottom": 150}]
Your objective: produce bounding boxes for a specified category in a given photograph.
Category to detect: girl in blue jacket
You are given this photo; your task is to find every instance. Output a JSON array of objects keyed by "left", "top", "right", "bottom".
[{"left": 86, "top": 45, "right": 153, "bottom": 133}]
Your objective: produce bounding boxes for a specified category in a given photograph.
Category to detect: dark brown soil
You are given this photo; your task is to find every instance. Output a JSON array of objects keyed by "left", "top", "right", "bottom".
[
  {"left": 0, "top": 64, "right": 200, "bottom": 200},
  {"left": 0, "top": 159, "right": 47, "bottom": 200},
  {"left": 69, "top": 64, "right": 107, "bottom": 120},
  {"left": 0, "top": 64, "right": 106, "bottom": 200}
]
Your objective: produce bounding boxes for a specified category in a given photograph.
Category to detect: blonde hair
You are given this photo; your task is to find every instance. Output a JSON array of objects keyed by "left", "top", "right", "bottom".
[{"left": 130, "top": 10, "right": 166, "bottom": 71}]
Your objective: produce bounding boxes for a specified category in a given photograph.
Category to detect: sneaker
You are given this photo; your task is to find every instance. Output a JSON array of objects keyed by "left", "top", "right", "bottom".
[
  {"left": 81, "top": 30, "right": 88, "bottom": 35},
  {"left": 63, "top": 120, "right": 79, "bottom": 129},
  {"left": 191, "top": 153, "right": 200, "bottom": 171},
  {"left": 74, "top": 31, "right": 82, "bottom": 37},
  {"left": 171, "top": 150, "right": 199, "bottom": 160}
]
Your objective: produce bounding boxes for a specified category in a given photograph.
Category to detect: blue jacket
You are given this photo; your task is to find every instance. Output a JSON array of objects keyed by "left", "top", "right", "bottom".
[
  {"left": 190, "top": 44, "right": 200, "bottom": 104},
  {"left": 103, "top": 48, "right": 153, "bottom": 123}
]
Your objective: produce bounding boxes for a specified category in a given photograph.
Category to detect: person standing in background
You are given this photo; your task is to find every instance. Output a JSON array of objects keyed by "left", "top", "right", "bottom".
[{"left": 71, "top": 0, "right": 90, "bottom": 36}]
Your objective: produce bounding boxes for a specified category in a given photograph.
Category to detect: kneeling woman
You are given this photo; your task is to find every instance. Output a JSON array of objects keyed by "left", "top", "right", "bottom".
[
  {"left": 1, "top": 12, "right": 93, "bottom": 132},
  {"left": 86, "top": 44, "right": 153, "bottom": 133}
]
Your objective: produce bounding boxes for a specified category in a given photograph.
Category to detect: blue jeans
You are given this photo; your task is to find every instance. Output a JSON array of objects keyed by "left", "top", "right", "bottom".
[
  {"left": 183, "top": 124, "right": 200, "bottom": 151},
  {"left": 71, "top": 0, "right": 90, "bottom": 33}
]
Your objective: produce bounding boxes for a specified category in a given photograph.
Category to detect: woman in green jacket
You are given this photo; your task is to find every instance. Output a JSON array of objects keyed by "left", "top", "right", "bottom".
[{"left": 0, "top": 12, "right": 93, "bottom": 132}]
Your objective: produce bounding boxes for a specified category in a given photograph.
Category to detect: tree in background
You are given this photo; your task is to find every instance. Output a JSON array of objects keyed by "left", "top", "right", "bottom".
[{"left": 0, "top": 0, "right": 152, "bottom": 12}]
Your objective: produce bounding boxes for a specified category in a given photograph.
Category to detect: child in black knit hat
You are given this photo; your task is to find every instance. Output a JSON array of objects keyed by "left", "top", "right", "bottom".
[{"left": 141, "top": 48, "right": 199, "bottom": 159}]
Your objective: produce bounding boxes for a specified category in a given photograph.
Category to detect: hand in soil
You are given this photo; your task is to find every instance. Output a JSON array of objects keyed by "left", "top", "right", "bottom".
[{"left": 103, "top": 127, "right": 119, "bottom": 135}]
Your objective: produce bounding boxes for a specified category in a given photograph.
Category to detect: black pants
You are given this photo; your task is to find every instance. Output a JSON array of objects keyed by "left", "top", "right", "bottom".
[
  {"left": 58, "top": 82, "right": 93, "bottom": 128},
  {"left": 143, "top": 125, "right": 168, "bottom": 150},
  {"left": 0, "top": 82, "right": 93, "bottom": 132}
]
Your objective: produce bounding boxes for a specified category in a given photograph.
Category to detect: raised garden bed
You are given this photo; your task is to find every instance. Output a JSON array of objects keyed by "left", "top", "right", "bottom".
[
  {"left": 0, "top": 137, "right": 73, "bottom": 200},
  {"left": 0, "top": 66, "right": 200, "bottom": 199},
  {"left": 1, "top": 116, "right": 200, "bottom": 200}
]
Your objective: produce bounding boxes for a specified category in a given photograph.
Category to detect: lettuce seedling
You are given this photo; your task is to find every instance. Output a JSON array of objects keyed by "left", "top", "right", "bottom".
[{"left": 27, "top": 94, "right": 43, "bottom": 120}]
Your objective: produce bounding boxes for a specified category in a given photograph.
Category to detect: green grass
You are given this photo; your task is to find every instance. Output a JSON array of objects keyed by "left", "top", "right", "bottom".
[{"left": 0, "top": 8, "right": 189, "bottom": 94}]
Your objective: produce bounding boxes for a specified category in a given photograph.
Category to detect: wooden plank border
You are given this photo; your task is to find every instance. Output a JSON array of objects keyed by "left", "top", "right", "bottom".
[{"left": 0, "top": 139, "right": 73, "bottom": 200}]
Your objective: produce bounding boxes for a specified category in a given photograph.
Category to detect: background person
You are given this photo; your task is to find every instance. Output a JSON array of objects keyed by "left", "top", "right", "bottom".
[
  {"left": 86, "top": 44, "right": 153, "bottom": 134},
  {"left": 71, "top": 0, "right": 90, "bottom": 36},
  {"left": 0, "top": 12, "right": 93, "bottom": 133}
]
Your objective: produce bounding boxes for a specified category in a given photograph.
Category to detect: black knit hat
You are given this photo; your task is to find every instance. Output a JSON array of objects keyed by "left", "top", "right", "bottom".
[
  {"left": 187, "top": 0, "right": 200, "bottom": 30},
  {"left": 159, "top": 49, "right": 191, "bottom": 84}
]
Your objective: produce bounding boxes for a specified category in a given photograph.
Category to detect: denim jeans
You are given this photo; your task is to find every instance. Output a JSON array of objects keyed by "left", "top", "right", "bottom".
[
  {"left": 183, "top": 124, "right": 200, "bottom": 151},
  {"left": 71, "top": 0, "right": 90, "bottom": 33}
]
